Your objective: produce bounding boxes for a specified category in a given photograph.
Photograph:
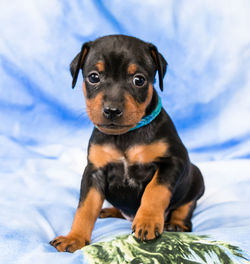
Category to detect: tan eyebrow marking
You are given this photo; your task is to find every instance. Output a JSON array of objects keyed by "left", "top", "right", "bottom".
[
  {"left": 95, "top": 61, "right": 105, "bottom": 72},
  {"left": 127, "top": 63, "right": 137, "bottom": 75}
]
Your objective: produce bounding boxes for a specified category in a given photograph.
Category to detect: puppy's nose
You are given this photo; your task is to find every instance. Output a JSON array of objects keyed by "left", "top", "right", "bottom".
[{"left": 103, "top": 107, "right": 123, "bottom": 120}]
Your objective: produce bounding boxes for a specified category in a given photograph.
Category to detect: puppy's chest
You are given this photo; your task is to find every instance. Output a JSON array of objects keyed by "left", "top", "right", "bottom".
[{"left": 88, "top": 141, "right": 168, "bottom": 185}]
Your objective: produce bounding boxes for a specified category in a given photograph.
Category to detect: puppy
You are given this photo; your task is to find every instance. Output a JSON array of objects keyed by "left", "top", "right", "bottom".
[{"left": 50, "top": 35, "right": 204, "bottom": 252}]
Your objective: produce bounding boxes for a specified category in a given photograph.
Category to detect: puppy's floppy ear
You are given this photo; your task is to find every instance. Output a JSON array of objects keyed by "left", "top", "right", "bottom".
[
  {"left": 148, "top": 44, "right": 168, "bottom": 91},
  {"left": 70, "top": 42, "right": 91, "bottom": 89}
]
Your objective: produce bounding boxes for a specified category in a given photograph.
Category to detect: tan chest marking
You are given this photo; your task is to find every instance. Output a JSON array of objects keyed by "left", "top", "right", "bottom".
[
  {"left": 89, "top": 141, "right": 168, "bottom": 168},
  {"left": 126, "top": 141, "right": 168, "bottom": 164},
  {"left": 89, "top": 144, "right": 123, "bottom": 168}
]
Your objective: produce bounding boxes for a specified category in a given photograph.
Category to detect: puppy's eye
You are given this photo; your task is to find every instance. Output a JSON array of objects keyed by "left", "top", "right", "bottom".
[
  {"left": 133, "top": 75, "right": 145, "bottom": 87},
  {"left": 88, "top": 72, "right": 100, "bottom": 84}
]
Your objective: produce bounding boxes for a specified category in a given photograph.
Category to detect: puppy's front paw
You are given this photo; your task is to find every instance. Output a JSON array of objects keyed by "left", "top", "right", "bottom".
[
  {"left": 50, "top": 234, "right": 89, "bottom": 252},
  {"left": 132, "top": 210, "right": 164, "bottom": 241}
]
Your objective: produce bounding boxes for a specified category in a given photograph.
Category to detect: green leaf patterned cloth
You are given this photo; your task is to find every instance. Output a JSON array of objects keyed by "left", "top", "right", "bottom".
[{"left": 82, "top": 232, "right": 249, "bottom": 264}]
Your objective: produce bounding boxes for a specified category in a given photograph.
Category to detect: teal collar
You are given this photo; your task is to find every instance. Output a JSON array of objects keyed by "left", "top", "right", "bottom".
[{"left": 129, "top": 96, "right": 162, "bottom": 131}]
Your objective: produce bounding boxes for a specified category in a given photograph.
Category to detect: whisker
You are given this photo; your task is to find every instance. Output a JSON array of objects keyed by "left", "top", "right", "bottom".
[{"left": 75, "top": 108, "right": 89, "bottom": 121}]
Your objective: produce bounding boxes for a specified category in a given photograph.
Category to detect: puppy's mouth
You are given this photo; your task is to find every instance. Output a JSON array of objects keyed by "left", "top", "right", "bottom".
[
  {"left": 98, "top": 123, "right": 132, "bottom": 129},
  {"left": 96, "top": 123, "right": 134, "bottom": 135}
]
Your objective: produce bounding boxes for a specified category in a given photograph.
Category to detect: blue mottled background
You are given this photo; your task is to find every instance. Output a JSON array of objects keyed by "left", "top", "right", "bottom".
[{"left": 0, "top": 1, "right": 250, "bottom": 263}]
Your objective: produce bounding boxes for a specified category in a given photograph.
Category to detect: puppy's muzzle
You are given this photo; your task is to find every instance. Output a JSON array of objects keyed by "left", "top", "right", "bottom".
[{"left": 103, "top": 106, "right": 123, "bottom": 120}]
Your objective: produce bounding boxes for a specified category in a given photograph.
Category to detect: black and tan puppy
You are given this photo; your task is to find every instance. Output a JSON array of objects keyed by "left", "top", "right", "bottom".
[{"left": 50, "top": 35, "right": 204, "bottom": 252}]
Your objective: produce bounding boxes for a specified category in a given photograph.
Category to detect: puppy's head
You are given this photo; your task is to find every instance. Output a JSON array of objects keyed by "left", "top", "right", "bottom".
[{"left": 70, "top": 35, "right": 167, "bottom": 135}]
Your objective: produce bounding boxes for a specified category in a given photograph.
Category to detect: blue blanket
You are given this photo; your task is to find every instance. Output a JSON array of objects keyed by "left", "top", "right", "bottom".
[{"left": 1, "top": 1, "right": 250, "bottom": 263}]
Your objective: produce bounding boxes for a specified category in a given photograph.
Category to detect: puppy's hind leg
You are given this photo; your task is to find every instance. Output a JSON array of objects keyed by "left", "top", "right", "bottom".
[
  {"left": 165, "top": 201, "right": 196, "bottom": 232},
  {"left": 99, "top": 207, "right": 125, "bottom": 219},
  {"left": 165, "top": 164, "right": 204, "bottom": 232}
]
